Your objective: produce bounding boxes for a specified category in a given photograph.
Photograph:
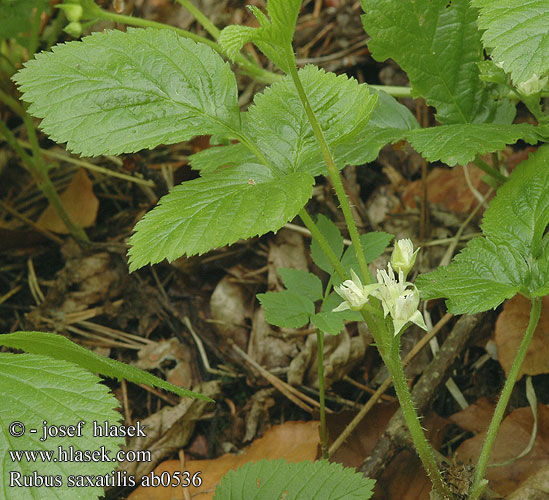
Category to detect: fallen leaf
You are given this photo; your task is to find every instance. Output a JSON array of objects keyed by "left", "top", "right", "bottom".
[
  {"left": 36, "top": 168, "right": 99, "bottom": 233},
  {"left": 494, "top": 295, "right": 549, "bottom": 379},
  {"left": 506, "top": 465, "right": 549, "bottom": 499},
  {"left": 453, "top": 404, "right": 549, "bottom": 496},
  {"left": 127, "top": 420, "right": 319, "bottom": 500}
]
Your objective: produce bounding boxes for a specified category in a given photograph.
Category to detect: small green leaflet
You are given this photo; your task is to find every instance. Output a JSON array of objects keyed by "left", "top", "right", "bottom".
[
  {"left": 311, "top": 214, "right": 345, "bottom": 274},
  {"left": 219, "top": 0, "right": 302, "bottom": 73},
  {"left": 472, "top": 0, "right": 549, "bottom": 85},
  {"left": 406, "top": 123, "right": 541, "bottom": 166},
  {"left": 14, "top": 28, "right": 241, "bottom": 157},
  {"left": 417, "top": 145, "right": 549, "bottom": 314},
  {"left": 362, "top": 0, "right": 510, "bottom": 124},
  {"left": 278, "top": 268, "right": 323, "bottom": 302},
  {"left": 0, "top": 353, "right": 124, "bottom": 500},
  {"left": 257, "top": 290, "right": 315, "bottom": 329},
  {"left": 0, "top": 331, "right": 212, "bottom": 401},
  {"left": 213, "top": 459, "right": 375, "bottom": 499},
  {"left": 128, "top": 164, "right": 314, "bottom": 268}
]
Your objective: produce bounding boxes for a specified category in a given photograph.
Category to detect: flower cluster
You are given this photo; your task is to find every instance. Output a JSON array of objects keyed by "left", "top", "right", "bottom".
[{"left": 333, "top": 239, "right": 427, "bottom": 337}]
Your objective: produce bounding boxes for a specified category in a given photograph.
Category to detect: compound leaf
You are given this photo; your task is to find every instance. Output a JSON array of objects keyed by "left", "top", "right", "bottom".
[
  {"left": 362, "top": 0, "right": 504, "bottom": 124},
  {"left": 257, "top": 291, "right": 314, "bottom": 329},
  {"left": 0, "top": 331, "right": 211, "bottom": 401},
  {"left": 472, "top": 0, "right": 549, "bottom": 85},
  {"left": 213, "top": 459, "right": 375, "bottom": 499},
  {"left": 406, "top": 123, "right": 541, "bottom": 165},
  {"left": 246, "top": 65, "right": 378, "bottom": 176},
  {"left": 14, "top": 28, "right": 241, "bottom": 157},
  {"left": 417, "top": 145, "right": 549, "bottom": 313},
  {"left": 128, "top": 164, "right": 314, "bottom": 268},
  {"left": 278, "top": 268, "right": 324, "bottom": 303},
  {"left": 219, "top": 0, "right": 301, "bottom": 72},
  {"left": 0, "top": 353, "right": 124, "bottom": 500}
]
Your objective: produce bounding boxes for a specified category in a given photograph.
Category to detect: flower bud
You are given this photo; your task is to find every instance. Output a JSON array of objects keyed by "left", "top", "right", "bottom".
[
  {"left": 64, "top": 21, "right": 82, "bottom": 38},
  {"left": 516, "top": 73, "right": 548, "bottom": 96},
  {"left": 332, "top": 269, "right": 380, "bottom": 312},
  {"left": 391, "top": 239, "right": 419, "bottom": 277},
  {"left": 57, "top": 3, "right": 84, "bottom": 23}
]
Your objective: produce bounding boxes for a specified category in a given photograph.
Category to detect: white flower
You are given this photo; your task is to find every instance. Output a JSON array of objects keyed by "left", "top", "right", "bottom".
[
  {"left": 374, "top": 263, "right": 427, "bottom": 336},
  {"left": 333, "top": 269, "right": 380, "bottom": 312},
  {"left": 517, "top": 73, "right": 548, "bottom": 96},
  {"left": 391, "top": 239, "right": 419, "bottom": 277}
]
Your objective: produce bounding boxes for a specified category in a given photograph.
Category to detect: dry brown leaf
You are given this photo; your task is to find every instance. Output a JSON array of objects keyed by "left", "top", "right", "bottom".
[
  {"left": 36, "top": 169, "right": 98, "bottom": 233},
  {"left": 454, "top": 404, "right": 549, "bottom": 497},
  {"left": 401, "top": 164, "right": 489, "bottom": 214},
  {"left": 494, "top": 295, "right": 549, "bottom": 378},
  {"left": 506, "top": 465, "right": 549, "bottom": 499},
  {"left": 449, "top": 397, "right": 494, "bottom": 434},
  {"left": 127, "top": 420, "right": 319, "bottom": 500}
]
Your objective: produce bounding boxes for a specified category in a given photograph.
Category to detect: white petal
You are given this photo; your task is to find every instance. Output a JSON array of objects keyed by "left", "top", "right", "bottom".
[
  {"left": 409, "top": 310, "right": 428, "bottom": 331},
  {"left": 332, "top": 301, "right": 351, "bottom": 312}
]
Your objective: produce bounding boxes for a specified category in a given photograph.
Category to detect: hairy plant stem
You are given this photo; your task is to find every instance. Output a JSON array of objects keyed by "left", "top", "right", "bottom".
[
  {"left": 469, "top": 298, "right": 542, "bottom": 500},
  {"left": 473, "top": 155, "right": 507, "bottom": 184},
  {"left": 287, "top": 59, "right": 371, "bottom": 285},
  {"left": 88, "top": 6, "right": 278, "bottom": 84},
  {"left": 316, "top": 328, "right": 328, "bottom": 459}
]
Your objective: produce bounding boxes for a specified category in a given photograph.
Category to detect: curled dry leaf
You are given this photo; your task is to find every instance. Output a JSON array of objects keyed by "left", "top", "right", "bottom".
[
  {"left": 127, "top": 420, "right": 319, "bottom": 500},
  {"left": 506, "top": 465, "right": 549, "bottom": 500},
  {"left": 36, "top": 168, "right": 99, "bottom": 233},
  {"left": 495, "top": 295, "right": 549, "bottom": 379}
]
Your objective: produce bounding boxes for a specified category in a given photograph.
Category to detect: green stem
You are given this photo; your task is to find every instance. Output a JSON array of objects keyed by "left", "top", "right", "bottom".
[
  {"left": 0, "top": 87, "right": 25, "bottom": 116},
  {"left": 90, "top": 6, "right": 279, "bottom": 84},
  {"left": 469, "top": 298, "right": 542, "bottom": 500},
  {"left": 368, "top": 84, "right": 412, "bottom": 98},
  {"left": 316, "top": 328, "right": 328, "bottom": 459},
  {"left": 473, "top": 155, "right": 507, "bottom": 185},
  {"left": 383, "top": 339, "right": 452, "bottom": 499},
  {"left": 287, "top": 56, "right": 370, "bottom": 284},
  {"left": 299, "top": 208, "right": 348, "bottom": 281},
  {"left": 173, "top": 0, "right": 220, "bottom": 39}
]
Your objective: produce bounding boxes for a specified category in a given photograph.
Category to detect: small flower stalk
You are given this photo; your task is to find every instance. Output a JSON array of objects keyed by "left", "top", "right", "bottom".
[
  {"left": 391, "top": 238, "right": 419, "bottom": 278},
  {"left": 333, "top": 269, "right": 380, "bottom": 312}
]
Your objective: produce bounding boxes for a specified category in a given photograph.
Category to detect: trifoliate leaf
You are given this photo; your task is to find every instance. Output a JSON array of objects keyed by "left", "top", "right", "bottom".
[
  {"left": 417, "top": 145, "right": 549, "bottom": 313},
  {"left": 278, "top": 268, "right": 324, "bottom": 302},
  {"left": 246, "top": 65, "right": 378, "bottom": 176},
  {"left": 362, "top": 0, "right": 506, "bottom": 124},
  {"left": 219, "top": 0, "right": 302, "bottom": 73},
  {"left": 311, "top": 311, "right": 344, "bottom": 335},
  {"left": 213, "top": 459, "right": 375, "bottom": 499},
  {"left": 0, "top": 331, "right": 211, "bottom": 401},
  {"left": 14, "top": 28, "right": 241, "bottom": 157},
  {"left": 406, "top": 123, "right": 541, "bottom": 166},
  {"left": 0, "top": 353, "right": 124, "bottom": 500},
  {"left": 257, "top": 291, "right": 314, "bottom": 329},
  {"left": 128, "top": 164, "right": 314, "bottom": 268},
  {"left": 472, "top": 0, "right": 549, "bottom": 85},
  {"left": 310, "top": 214, "right": 345, "bottom": 274},
  {"left": 336, "top": 88, "right": 420, "bottom": 165}
]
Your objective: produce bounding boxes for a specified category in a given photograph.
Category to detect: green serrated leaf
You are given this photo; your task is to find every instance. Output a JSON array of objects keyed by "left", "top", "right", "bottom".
[
  {"left": 406, "top": 123, "right": 540, "bottom": 166},
  {"left": 311, "top": 311, "right": 344, "bottom": 335},
  {"left": 472, "top": 0, "right": 549, "bottom": 85},
  {"left": 246, "top": 65, "right": 378, "bottom": 176},
  {"left": 257, "top": 291, "right": 314, "bottom": 329},
  {"left": 0, "top": 331, "right": 211, "bottom": 401},
  {"left": 189, "top": 143, "right": 255, "bottom": 174},
  {"left": 0, "top": 353, "right": 124, "bottom": 500},
  {"left": 219, "top": 0, "right": 302, "bottom": 72},
  {"left": 481, "top": 145, "right": 549, "bottom": 258},
  {"left": 14, "top": 28, "right": 241, "bottom": 157},
  {"left": 417, "top": 145, "right": 549, "bottom": 313},
  {"left": 278, "top": 268, "right": 323, "bottom": 302},
  {"left": 128, "top": 164, "right": 314, "bottom": 268},
  {"left": 310, "top": 214, "right": 345, "bottom": 274},
  {"left": 336, "top": 88, "right": 419, "bottom": 165},
  {"left": 213, "top": 459, "right": 375, "bottom": 499},
  {"left": 362, "top": 0, "right": 507, "bottom": 124}
]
